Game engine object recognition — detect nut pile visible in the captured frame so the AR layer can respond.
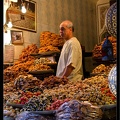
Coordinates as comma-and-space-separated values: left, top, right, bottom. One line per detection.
40, 75, 69, 89
14, 44, 38, 64
29, 63, 51, 71
92, 64, 115, 74
14, 74, 42, 90
34, 58, 56, 64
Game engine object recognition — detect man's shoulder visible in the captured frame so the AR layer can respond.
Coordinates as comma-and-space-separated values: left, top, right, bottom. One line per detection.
70, 37, 80, 45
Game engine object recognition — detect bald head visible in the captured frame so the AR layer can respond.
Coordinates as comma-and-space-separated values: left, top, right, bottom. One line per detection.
60, 20, 74, 32
59, 20, 74, 40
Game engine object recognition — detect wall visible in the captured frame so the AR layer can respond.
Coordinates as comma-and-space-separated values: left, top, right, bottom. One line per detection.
4, 0, 100, 73
4, 0, 98, 60
37, 0, 98, 52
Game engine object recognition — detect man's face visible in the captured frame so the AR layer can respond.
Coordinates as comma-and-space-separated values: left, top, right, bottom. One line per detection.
59, 24, 71, 40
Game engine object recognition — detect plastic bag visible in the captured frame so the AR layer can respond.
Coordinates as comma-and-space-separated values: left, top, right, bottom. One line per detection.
15, 111, 47, 120
102, 36, 114, 61
55, 100, 103, 120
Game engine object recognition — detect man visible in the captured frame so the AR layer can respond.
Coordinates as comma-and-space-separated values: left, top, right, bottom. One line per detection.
56, 20, 83, 81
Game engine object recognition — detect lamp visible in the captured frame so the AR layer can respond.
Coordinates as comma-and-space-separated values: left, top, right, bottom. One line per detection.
4, 0, 27, 33
21, 3, 26, 13
3, 24, 8, 33
11, 0, 18, 2
7, 19, 13, 28
21, 0, 27, 13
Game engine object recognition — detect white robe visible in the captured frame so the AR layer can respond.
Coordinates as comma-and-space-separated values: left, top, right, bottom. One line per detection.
56, 37, 83, 81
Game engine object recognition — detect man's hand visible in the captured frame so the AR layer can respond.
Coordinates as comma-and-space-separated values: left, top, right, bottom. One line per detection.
62, 63, 74, 78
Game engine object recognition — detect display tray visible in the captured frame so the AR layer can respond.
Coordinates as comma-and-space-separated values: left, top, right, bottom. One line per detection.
92, 57, 116, 63
3, 116, 14, 120
92, 57, 102, 62
105, 2, 117, 38
6, 103, 24, 108
90, 72, 104, 76
4, 80, 10, 83
108, 65, 117, 97
28, 69, 54, 74
100, 104, 116, 120
43, 62, 57, 65
99, 104, 116, 110
30, 51, 60, 57
29, 110, 56, 115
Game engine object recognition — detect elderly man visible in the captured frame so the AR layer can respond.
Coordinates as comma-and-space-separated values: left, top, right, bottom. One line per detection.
56, 20, 83, 82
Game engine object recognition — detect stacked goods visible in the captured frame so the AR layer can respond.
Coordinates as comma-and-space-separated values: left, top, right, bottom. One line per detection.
42, 75, 116, 106
92, 36, 117, 59
3, 74, 42, 97
14, 44, 38, 64
4, 60, 34, 82
5, 75, 116, 107
56, 100, 103, 120
40, 31, 64, 47
28, 63, 51, 71
3, 74, 42, 115
15, 111, 54, 120
3, 75, 69, 104
38, 45, 60, 53
14, 74, 42, 90
4, 67, 29, 83
34, 58, 56, 64
39, 31, 64, 53
92, 64, 115, 74
92, 44, 102, 58
4, 44, 38, 82
108, 36, 117, 58
40, 75, 68, 89
4, 74, 116, 118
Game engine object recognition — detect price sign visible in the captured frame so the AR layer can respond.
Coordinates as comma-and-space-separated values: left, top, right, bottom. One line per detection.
4, 45, 14, 63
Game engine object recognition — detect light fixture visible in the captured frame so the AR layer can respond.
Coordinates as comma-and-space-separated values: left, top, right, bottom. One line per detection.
4, 0, 27, 33
3, 24, 8, 33
7, 19, 13, 28
3, 19, 13, 33
10, 0, 18, 2
21, 5, 26, 13
21, 1, 27, 13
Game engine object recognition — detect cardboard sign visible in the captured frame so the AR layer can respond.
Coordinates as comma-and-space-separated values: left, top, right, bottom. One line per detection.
4, 45, 14, 63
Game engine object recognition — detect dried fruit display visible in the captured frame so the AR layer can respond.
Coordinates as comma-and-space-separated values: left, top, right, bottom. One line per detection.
46, 98, 71, 110
14, 74, 42, 90
38, 45, 60, 53
21, 95, 53, 111
29, 64, 51, 71
92, 64, 115, 74
14, 44, 38, 64
4, 44, 39, 82
34, 58, 56, 64
4, 107, 21, 118
40, 31, 64, 47
40, 75, 68, 89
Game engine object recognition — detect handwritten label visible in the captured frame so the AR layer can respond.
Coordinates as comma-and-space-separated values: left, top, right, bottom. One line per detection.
4, 45, 14, 63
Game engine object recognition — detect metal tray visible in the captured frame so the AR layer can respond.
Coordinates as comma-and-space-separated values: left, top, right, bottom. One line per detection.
99, 104, 116, 110
29, 110, 56, 115
6, 103, 24, 108
28, 69, 54, 74
31, 51, 60, 57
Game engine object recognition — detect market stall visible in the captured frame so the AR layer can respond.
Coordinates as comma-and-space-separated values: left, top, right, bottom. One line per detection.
3, 1, 117, 120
